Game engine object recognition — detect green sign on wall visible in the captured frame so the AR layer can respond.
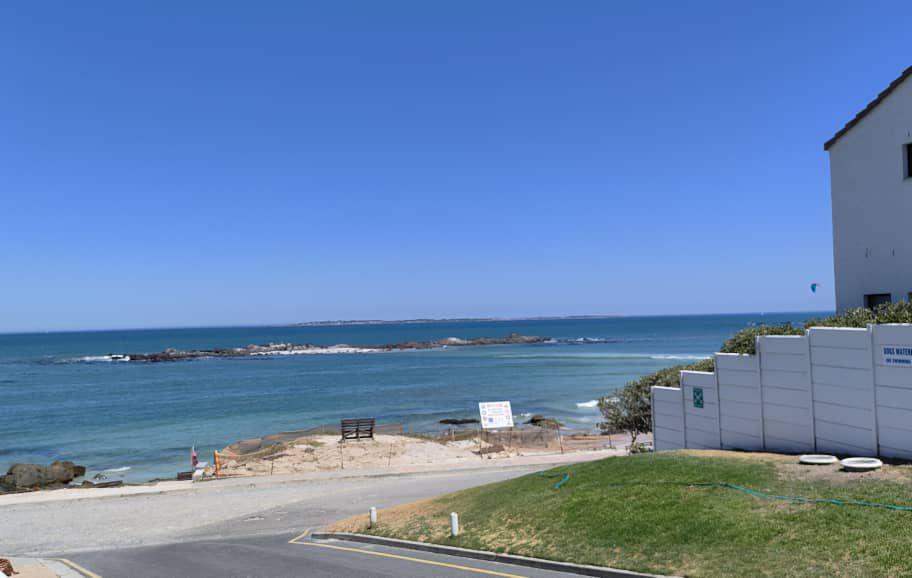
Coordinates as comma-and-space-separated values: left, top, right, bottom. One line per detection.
693, 387, 704, 409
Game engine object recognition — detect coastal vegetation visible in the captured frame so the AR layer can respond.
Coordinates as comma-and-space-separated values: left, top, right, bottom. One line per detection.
599, 302, 912, 435
332, 451, 912, 576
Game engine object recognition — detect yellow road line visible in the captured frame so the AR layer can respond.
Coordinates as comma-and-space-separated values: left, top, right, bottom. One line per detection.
288, 528, 312, 543
290, 540, 527, 578
57, 558, 103, 578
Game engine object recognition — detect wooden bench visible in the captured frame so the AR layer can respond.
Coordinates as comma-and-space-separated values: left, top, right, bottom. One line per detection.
341, 418, 375, 441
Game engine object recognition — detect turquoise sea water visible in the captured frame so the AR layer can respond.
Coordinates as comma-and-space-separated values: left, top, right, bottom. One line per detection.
0, 313, 820, 482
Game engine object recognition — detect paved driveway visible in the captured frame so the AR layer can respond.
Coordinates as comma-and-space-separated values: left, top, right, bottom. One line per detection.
65, 533, 585, 578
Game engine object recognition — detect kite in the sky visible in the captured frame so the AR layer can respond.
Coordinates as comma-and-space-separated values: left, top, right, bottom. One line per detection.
810, 283, 819, 294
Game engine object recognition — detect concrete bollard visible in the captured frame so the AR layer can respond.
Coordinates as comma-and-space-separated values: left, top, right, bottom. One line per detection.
369, 507, 377, 529
450, 512, 459, 537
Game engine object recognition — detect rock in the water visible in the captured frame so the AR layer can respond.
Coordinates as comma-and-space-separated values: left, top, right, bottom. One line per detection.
525, 414, 563, 429
1, 461, 85, 492
439, 418, 480, 425
111, 333, 550, 362
81, 479, 123, 489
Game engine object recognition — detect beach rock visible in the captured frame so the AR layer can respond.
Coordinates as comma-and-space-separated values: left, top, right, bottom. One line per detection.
439, 418, 480, 425
525, 414, 563, 429
81, 479, 123, 489
1, 461, 85, 492
111, 333, 550, 362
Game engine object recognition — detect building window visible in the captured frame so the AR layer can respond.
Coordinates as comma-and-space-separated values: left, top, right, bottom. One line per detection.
865, 293, 891, 309
906, 143, 912, 179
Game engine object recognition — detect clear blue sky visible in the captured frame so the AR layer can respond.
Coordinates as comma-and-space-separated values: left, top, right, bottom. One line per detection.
2, 1, 907, 331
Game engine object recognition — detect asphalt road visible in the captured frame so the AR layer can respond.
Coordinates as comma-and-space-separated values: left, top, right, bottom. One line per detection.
4, 463, 578, 555
65, 533, 585, 578
5, 458, 618, 576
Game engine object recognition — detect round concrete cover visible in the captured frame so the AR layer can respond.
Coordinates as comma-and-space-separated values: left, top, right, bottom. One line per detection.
799, 454, 838, 465
840, 457, 883, 472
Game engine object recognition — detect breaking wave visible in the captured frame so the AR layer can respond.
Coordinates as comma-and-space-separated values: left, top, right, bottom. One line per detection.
560, 337, 620, 344
576, 400, 599, 408
66, 355, 131, 363
555, 336, 661, 345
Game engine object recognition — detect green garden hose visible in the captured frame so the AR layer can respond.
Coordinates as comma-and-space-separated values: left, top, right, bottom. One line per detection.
540, 471, 571, 489
594, 480, 912, 511
697, 482, 912, 512
541, 474, 912, 510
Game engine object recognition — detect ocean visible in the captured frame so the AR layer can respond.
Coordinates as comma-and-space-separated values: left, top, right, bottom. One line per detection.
0, 313, 820, 482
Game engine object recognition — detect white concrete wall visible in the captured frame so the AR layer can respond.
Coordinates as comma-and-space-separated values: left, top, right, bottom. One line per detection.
681, 371, 720, 450
758, 335, 815, 453
716, 353, 763, 451
808, 327, 877, 455
650, 324, 912, 458
828, 74, 912, 311
651, 386, 685, 451
872, 324, 912, 459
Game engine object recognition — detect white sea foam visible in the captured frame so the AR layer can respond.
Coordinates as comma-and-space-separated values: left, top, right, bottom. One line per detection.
250, 346, 383, 356
563, 337, 618, 344
576, 400, 599, 408
103, 466, 131, 473
76, 355, 131, 363
497, 352, 711, 361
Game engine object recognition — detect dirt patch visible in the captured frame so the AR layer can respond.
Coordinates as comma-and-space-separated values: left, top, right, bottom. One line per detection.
218, 431, 620, 477
218, 434, 520, 476
682, 449, 912, 485
563, 433, 634, 451
777, 461, 912, 485
326, 496, 447, 538
8, 562, 56, 578
681, 449, 794, 463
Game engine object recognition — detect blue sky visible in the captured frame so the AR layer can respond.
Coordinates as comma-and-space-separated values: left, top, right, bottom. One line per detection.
1, 1, 908, 331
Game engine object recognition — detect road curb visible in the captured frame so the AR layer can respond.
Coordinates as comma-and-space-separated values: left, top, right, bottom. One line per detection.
309, 532, 677, 578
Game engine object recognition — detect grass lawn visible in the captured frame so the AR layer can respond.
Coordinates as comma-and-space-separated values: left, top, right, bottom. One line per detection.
328, 451, 912, 577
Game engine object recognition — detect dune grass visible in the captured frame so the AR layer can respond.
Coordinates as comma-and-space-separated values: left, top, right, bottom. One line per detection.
330, 452, 912, 577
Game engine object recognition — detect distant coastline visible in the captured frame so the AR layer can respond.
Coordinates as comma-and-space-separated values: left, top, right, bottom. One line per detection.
290, 315, 622, 327
289, 311, 832, 327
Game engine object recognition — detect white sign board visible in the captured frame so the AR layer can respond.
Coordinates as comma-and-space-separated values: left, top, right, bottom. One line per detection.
881, 345, 912, 366
478, 401, 514, 429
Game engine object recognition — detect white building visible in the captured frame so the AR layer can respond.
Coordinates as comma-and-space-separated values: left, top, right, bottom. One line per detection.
826, 65, 912, 311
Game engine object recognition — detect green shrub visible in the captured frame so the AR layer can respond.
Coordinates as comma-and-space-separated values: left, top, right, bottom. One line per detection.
718, 323, 805, 355
806, 301, 912, 327
598, 359, 713, 437
598, 385, 650, 445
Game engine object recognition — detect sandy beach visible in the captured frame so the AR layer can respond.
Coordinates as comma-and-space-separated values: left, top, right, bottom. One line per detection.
216, 430, 631, 477
220, 434, 487, 476
0, 430, 635, 507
